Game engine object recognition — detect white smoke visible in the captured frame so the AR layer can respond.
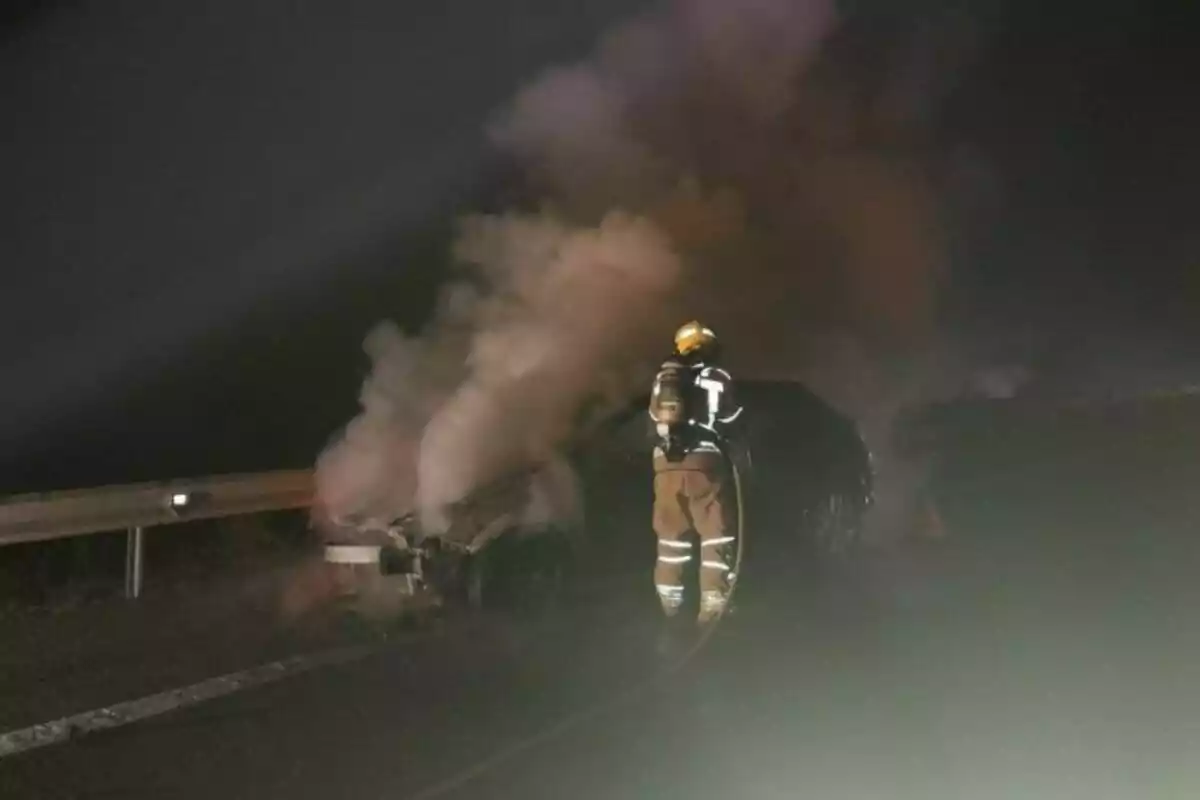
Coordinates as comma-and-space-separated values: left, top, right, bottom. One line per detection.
415, 211, 681, 532
318, 0, 965, 544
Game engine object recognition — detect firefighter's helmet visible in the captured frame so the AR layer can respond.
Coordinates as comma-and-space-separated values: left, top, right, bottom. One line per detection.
673, 320, 718, 357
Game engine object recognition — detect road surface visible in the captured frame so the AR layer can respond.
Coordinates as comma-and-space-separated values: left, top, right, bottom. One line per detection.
3, 406, 1200, 798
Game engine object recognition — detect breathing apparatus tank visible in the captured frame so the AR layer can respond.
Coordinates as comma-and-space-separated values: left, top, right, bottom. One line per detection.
651, 361, 702, 461
653, 363, 688, 426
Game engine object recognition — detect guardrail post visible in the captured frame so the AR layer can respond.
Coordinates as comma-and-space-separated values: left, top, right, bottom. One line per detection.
124, 525, 145, 599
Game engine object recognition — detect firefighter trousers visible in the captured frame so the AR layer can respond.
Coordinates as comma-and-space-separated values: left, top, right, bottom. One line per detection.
652, 453, 737, 623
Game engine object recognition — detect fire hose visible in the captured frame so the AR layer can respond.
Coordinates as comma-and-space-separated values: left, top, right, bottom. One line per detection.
402, 425, 748, 800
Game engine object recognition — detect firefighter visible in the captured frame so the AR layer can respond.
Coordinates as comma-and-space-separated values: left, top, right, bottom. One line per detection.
647, 321, 745, 637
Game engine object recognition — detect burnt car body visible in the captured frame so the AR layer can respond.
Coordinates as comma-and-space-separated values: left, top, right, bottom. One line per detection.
582, 379, 872, 571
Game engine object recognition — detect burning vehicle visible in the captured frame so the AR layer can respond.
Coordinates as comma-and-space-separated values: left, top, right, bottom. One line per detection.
313, 379, 873, 622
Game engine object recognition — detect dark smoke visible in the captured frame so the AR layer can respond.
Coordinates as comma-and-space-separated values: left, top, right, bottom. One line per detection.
319, 0, 967, 543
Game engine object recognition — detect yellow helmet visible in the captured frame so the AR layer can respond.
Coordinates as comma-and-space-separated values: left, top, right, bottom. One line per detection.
673, 320, 718, 357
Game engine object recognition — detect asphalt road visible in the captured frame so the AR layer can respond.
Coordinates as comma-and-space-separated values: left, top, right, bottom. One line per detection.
3, 407, 1200, 799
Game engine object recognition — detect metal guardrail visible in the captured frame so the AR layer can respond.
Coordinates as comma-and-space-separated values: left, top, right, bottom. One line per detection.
0, 470, 314, 598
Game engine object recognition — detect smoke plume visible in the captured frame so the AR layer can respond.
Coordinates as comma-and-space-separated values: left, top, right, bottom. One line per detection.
318, 0, 959, 543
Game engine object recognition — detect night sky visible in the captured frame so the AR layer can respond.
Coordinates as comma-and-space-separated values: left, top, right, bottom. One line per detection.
2, 0, 1198, 492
